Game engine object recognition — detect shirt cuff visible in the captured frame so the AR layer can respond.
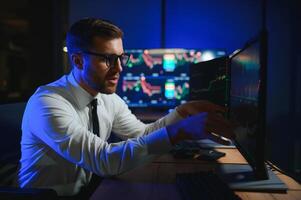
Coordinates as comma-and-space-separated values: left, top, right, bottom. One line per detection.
161, 109, 184, 125
144, 127, 173, 154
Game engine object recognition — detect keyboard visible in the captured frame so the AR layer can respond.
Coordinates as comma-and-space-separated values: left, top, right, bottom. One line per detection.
176, 171, 241, 200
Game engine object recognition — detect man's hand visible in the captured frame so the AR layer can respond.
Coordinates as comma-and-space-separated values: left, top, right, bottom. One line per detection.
176, 100, 226, 118
167, 101, 235, 145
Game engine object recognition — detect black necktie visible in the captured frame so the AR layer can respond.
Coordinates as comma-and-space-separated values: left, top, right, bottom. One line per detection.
78, 99, 101, 198
91, 99, 99, 136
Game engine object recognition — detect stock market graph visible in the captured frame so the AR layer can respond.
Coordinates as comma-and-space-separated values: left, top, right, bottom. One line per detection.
117, 48, 226, 108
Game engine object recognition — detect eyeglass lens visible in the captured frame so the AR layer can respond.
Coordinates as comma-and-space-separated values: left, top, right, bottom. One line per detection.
107, 54, 129, 68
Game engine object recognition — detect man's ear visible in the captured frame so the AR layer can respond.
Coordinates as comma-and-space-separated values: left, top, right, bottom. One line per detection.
71, 53, 84, 69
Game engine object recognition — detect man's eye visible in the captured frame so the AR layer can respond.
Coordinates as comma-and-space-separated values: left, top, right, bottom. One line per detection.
97, 56, 107, 62
109, 56, 117, 62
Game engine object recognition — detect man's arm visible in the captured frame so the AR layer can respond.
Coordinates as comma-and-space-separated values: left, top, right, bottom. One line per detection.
111, 94, 183, 138
169, 100, 234, 145
25, 93, 172, 177
112, 97, 234, 145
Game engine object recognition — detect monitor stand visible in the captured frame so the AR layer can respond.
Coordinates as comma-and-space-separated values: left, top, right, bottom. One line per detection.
215, 164, 288, 192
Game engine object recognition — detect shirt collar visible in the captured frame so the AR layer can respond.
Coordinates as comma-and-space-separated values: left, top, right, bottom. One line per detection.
67, 71, 100, 109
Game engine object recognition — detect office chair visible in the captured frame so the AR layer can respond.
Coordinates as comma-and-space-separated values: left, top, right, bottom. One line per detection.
0, 102, 58, 199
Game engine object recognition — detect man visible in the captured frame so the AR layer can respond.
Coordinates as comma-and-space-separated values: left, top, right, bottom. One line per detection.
18, 18, 234, 198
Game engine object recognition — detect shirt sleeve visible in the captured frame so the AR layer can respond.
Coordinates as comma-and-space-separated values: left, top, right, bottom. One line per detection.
25, 92, 172, 177
112, 94, 184, 138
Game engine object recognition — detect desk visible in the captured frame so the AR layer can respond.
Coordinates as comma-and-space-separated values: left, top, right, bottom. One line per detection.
90, 148, 301, 200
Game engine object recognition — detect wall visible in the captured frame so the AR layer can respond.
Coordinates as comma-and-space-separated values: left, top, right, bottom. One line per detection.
164, 0, 261, 52
69, 0, 261, 53
69, 0, 162, 48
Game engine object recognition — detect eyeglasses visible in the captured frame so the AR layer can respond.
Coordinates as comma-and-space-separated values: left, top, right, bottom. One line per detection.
82, 50, 130, 68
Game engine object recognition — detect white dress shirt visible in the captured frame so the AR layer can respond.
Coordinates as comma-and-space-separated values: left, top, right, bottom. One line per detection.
18, 72, 183, 196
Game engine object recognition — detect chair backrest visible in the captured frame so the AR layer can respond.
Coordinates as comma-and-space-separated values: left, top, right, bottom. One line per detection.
0, 102, 27, 186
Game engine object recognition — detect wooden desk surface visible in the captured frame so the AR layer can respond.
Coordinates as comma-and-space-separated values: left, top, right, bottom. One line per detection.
90, 148, 301, 200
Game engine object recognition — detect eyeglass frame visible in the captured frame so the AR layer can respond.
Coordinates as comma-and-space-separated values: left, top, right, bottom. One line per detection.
81, 50, 130, 68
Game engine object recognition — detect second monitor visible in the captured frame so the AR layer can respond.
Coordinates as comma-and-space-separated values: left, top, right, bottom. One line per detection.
189, 56, 229, 107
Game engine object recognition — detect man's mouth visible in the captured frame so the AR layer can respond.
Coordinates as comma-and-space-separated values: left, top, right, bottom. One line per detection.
107, 76, 119, 84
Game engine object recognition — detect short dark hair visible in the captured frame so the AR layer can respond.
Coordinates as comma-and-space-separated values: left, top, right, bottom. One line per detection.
66, 18, 123, 54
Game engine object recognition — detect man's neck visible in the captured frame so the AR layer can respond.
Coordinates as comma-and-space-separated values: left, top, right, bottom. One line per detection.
72, 70, 98, 97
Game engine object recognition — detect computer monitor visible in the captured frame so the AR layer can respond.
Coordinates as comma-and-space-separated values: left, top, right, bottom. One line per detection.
189, 56, 229, 107
229, 33, 268, 180
214, 32, 287, 191
116, 48, 226, 108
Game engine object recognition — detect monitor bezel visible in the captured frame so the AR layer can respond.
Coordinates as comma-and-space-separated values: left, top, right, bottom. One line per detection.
228, 31, 268, 180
